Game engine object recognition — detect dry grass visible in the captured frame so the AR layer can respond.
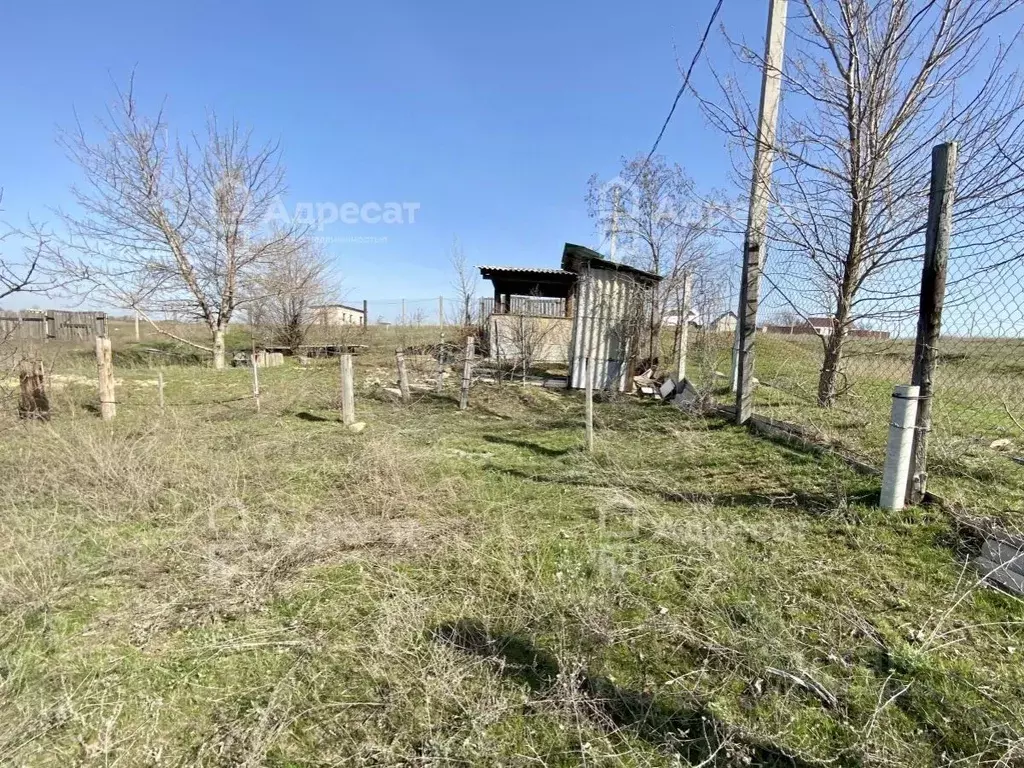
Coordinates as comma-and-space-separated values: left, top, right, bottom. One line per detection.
0, 347, 1022, 766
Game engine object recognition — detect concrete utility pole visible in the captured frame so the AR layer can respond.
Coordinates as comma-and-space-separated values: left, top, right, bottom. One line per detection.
734, 0, 788, 424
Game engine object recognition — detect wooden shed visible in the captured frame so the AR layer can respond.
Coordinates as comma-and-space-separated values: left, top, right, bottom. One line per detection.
478, 243, 661, 391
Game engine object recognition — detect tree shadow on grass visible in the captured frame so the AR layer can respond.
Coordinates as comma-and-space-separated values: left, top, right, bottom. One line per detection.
482, 434, 575, 458
430, 619, 823, 767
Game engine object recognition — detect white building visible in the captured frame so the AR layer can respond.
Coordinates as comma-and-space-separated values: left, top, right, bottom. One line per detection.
314, 304, 365, 326
662, 308, 701, 327
707, 310, 738, 333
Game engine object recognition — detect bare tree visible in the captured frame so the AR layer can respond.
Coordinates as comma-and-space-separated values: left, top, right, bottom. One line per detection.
587, 154, 721, 364
704, 0, 1024, 405
449, 235, 476, 326
248, 237, 339, 350
0, 191, 51, 303
55, 77, 304, 368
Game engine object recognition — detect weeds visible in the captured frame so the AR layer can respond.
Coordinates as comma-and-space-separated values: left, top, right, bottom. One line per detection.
0, 357, 1022, 765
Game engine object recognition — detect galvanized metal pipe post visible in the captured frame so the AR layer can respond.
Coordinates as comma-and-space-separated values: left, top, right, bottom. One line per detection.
882, 385, 920, 511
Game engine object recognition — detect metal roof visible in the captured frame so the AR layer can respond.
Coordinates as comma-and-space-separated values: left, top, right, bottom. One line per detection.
560, 243, 663, 283
477, 265, 574, 276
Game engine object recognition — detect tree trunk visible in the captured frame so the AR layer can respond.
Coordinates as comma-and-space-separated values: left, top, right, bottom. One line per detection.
817, 301, 852, 406
212, 329, 226, 370
817, 330, 846, 407
817, 193, 865, 407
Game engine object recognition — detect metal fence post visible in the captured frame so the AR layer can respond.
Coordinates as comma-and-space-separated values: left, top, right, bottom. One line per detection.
882, 385, 920, 511
907, 142, 958, 505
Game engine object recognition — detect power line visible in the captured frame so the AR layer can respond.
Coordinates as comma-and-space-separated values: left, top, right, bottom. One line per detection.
645, 0, 725, 166
600, 0, 726, 250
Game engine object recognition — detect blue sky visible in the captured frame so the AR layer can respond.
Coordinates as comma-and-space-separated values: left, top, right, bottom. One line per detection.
0, 0, 764, 311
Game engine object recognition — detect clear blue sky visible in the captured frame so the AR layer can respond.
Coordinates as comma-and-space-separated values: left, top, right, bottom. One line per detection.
0, 0, 764, 310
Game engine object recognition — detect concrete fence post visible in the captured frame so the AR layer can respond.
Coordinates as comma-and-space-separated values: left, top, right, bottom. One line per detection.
435, 333, 445, 393
730, 334, 740, 393
251, 356, 261, 413
395, 348, 411, 402
881, 385, 920, 511
584, 357, 594, 452
459, 335, 474, 411
674, 272, 693, 383
340, 353, 356, 425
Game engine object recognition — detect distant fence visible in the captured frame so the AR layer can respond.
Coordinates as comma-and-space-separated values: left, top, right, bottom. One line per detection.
0, 311, 106, 342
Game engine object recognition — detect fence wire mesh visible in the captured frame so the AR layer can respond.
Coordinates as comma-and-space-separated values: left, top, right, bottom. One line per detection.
750, 154, 1024, 509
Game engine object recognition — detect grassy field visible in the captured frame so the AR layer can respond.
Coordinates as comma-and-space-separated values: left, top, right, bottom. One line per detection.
750, 333, 1024, 520
1, 332, 1024, 766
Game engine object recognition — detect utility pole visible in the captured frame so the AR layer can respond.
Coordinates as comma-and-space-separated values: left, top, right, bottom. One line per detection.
734, 0, 788, 425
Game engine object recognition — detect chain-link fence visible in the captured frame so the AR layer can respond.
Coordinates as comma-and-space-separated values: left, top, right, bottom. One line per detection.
749, 148, 1024, 511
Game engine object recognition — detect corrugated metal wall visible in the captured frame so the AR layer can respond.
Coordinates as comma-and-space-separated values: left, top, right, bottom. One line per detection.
568, 269, 648, 392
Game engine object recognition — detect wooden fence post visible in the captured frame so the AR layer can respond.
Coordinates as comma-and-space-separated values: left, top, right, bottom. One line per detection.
18, 359, 50, 421
395, 348, 411, 402
459, 335, 474, 411
436, 333, 445, 393
157, 370, 165, 411
907, 141, 958, 505
340, 353, 356, 425
95, 337, 116, 421
584, 357, 594, 452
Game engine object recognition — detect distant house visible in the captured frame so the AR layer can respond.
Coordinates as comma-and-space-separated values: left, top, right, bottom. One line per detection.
806, 317, 835, 337
662, 308, 701, 327
314, 304, 365, 326
707, 310, 738, 333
